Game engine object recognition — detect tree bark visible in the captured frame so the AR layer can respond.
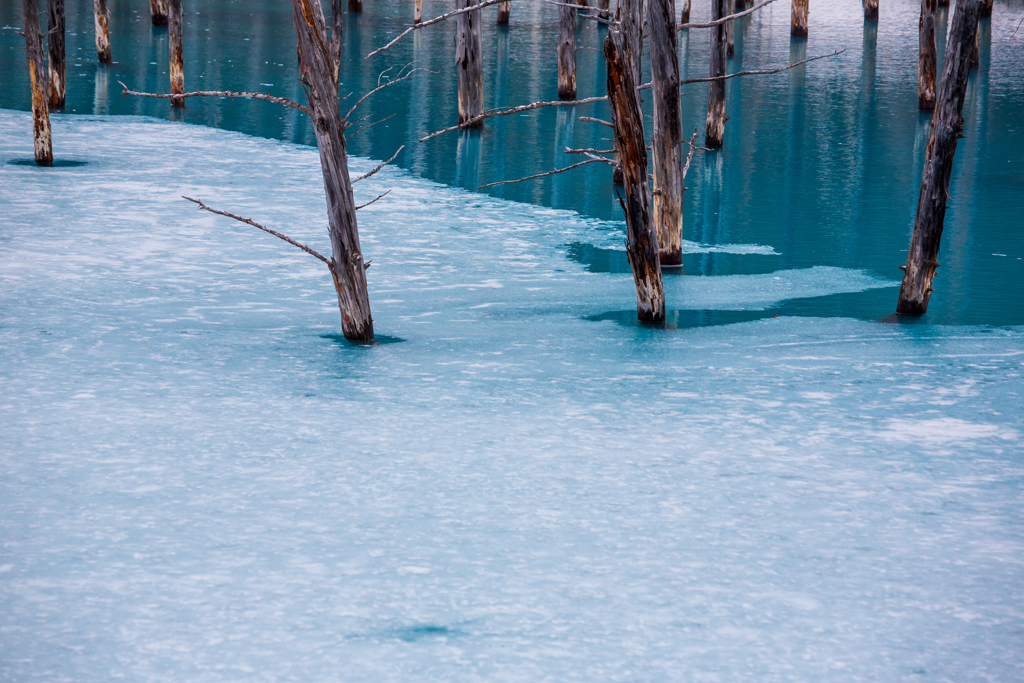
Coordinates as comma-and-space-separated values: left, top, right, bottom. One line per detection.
349, 0, 362, 13
456, 0, 483, 126
497, 1, 510, 24
791, 0, 808, 37
47, 0, 65, 109
863, 0, 878, 20
705, 0, 727, 148
169, 0, 184, 106
93, 0, 111, 63
557, 4, 577, 99
680, 0, 690, 24
22, 0, 53, 166
604, 30, 665, 323
150, 0, 168, 26
919, 0, 937, 110
292, 0, 374, 340
596, 0, 610, 21
897, 0, 981, 316
617, 0, 642, 84
331, 0, 343, 87
726, 0, 735, 56
647, 0, 683, 266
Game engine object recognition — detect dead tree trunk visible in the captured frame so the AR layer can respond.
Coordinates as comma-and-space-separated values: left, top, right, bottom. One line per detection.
349, 0, 362, 13
735, 0, 746, 9
863, 0, 878, 19
604, 30, 665, 323
47, 0, 65, 109
596, 0, 610, 21
292, 0, 374, 340
169, 0, 184, 106
791, 0, 808, 37
93, 0, 111, 63
681, 0, 691, 24
150, 0, 168, 26
22, 0, 53, 165
497, 1, 510, 24
705, 0, 727, 148
617, 0, 642, 83
896, 0, 981, 316
558, 4, 577, 99
456, 0, 483, 126
647, 0, 683, 266
332, 0, 343, 87
970, 25, 979, 67
726, 0, 735, 56
919, 0, 937, 110
980, 0, 992, 17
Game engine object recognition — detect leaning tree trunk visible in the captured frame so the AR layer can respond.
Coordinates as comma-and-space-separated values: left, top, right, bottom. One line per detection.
863, 0, 878, 20
456, 0, 483, 126
292, 0, 374, 341
705, 0, 727, 148
349, 0, 362, 12
897, 0, 982, 316
647, 0, 683, 267
497, 1, 510, 24
47, 0, 65, 109
919, 0, 937, 110
557, 4, 577, 99
791, 0, 808, 36
150, 0, 167, 26
726, 0, 735, 56
331, 0, 343, 87
168, 0, 184, 106
604, 30, 665, 323
22, 0, 53, 166
93, 0, 111, 63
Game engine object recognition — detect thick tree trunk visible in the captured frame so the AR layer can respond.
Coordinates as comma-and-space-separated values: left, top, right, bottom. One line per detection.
93, 0, 111, 63
456, 0, 483, 126
331, 0, 343, 87
349, 0, 362, 13
897, 0, 981, 316
150, 0, 168, 26
47, 0, 65, 109
647, 0, 683, 267
919, 0, 937, 110
292, 0, 374, 340
863, 0, 878, 19
980, 0, 992, 17
497, 1, 510, 24
169, 0, 184, 106
791, 0, 808, 37
735, 0, 746, 9
604, 30, 665, 323
680, 0, 690, 24
726, 0, 735, 56
705, 0, 727, 148
557, 4, 577, 99
22, 0, 53, 166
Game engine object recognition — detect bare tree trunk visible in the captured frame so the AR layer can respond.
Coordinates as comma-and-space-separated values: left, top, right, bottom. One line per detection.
863, 0, 878, 19
919, 0, 937, 110
604, 30, 665, 323
292, 0, 374, 341
979, 0, 992, 17
970, 25, 979, 67
22, 0, 53, 165
937, 0, 947, 5
169, 0, 184, 106
47, 0, 65, 109
680, 0, 690, 24
497, 1, 510, 24
93, 0, 111, 63
331, 0, 343, 87
150, 0, 168, 26
456, 0, 483, 126
617, 0, 642, 84
726, 0, 735, 56
558, 4, 577, 99
705, 0, 727, 148
897, 0, 981, 316
349, 0, 362, 13
791, 0, 808, 36
647, 0, 683, 266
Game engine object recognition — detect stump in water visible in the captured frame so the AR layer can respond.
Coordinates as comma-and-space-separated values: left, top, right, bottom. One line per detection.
863, 0, 878, 20
896, 0, 982, 317
791, 0, 808, 37
557, 3, 577, 99
150, 0, 168, 26
456, 0, 483, 126
21, 0, 53, 166
497, 1, 509, 24
604, 30, 665, 323
680, 0, 691, 24
93, 0, 111, 63
705, 0, 728, 148
726, 0, 735, 56
980, 0, 992, 16
332, 0, 343, 86
919, 0, 937, 110
47, 0, 65, 109
349, 0, 362, 13
169, 0, 184, 106
647, 0, 683, 267
292, 0, 374, 341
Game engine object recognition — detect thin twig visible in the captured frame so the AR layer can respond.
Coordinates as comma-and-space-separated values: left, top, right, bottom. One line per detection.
346, 113, 396, 141
678, 0, 777, 30
344, 65, 434, 121
565, 146, 615, 154
681, 129, 699, 181
637, 49, 845, 91
352, 145, 405, 183
477, 158, 604, 189
543, 0, 618, 23
420, 95, 607, 142
355, 189, 392, 210
120, 82, 311, 116
366, 0, 514, 59
579, 116, 613, 128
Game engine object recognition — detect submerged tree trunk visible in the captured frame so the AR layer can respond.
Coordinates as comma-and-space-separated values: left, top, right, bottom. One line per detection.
93, 0, 111, 63
680, 0, 691, 24
292, 0, 374, 341
919, 0, 937, 110
47, 0, 65, 109
705, 0, 727, 148
897, 0, 982, 316
150, 0, 168, 26
22, 0, 53, 165
791, 0, 808, 37
331, 0, 343, 87
604, 30, 665, 323
726, 0, 735, 56
456, 0, 483, 126
497, 1, 510, 24
980, 0, 992, 17
349, 0, 362, 13
863, 0, 879, 20
557, 4, 577, 99
647, 0, 683, 266
169, 0, 184, 106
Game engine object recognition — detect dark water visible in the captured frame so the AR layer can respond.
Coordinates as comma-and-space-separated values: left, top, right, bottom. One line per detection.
2, 0, 1022, 325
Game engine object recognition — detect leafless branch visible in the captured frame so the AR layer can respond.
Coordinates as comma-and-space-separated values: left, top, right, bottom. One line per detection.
420, 95, 607, 142
355, 189, 392, 210
344, 64, 434, 121
352, 145, 404, 183
119, 81, 311, 116
637, 49, 844, 91
678, 0, 777, 30
346, 113, 396, 141
565, 146, 615, 155
579, 116, 613, 128
365, 0, 514, 59
477, 158, 605, 189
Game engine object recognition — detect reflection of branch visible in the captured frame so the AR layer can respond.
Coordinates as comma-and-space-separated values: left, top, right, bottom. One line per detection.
346, 113, 396, 141
637, 50, 845, 91
366, 0, 513, 59
678, 0, 777, 30
352, 146, 404, 183
120, 81, 311, 115
478, 158, 604, 189
344, 65, 433, 121
420, 96, 607, 142
355, 189, 392, 210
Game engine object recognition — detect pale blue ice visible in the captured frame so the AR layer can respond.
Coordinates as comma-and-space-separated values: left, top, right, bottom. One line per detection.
1, 110, 1023, 681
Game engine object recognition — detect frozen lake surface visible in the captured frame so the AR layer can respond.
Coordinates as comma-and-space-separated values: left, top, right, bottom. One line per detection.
1, 109, 1023, 681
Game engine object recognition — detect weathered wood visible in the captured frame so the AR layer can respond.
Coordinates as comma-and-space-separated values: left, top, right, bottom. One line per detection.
980, 0, 992, 17
617, 0, 642, 83
349, 0, 362, 12
705, 0, 728, 148
680, 0, 691, 24
22, 0, 53, 165
557, 3, 577, 99
150, 0, 168, 26
791, 0, 808, 36
93, 0, 111, 63
863, 0, 879, 20
292, 0, 374, 340
47, 0, 65, 109
897, 0, 981, 316
919, 0, 937, 110
970, 25, 979, 67
604, 30, 665, 323
168, 0, 184, 106
647, 0, 683, 266
456, 0, 483, 126
726, 0, 735, 56
331, 0, 343, 86
496, 0, 509, 24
